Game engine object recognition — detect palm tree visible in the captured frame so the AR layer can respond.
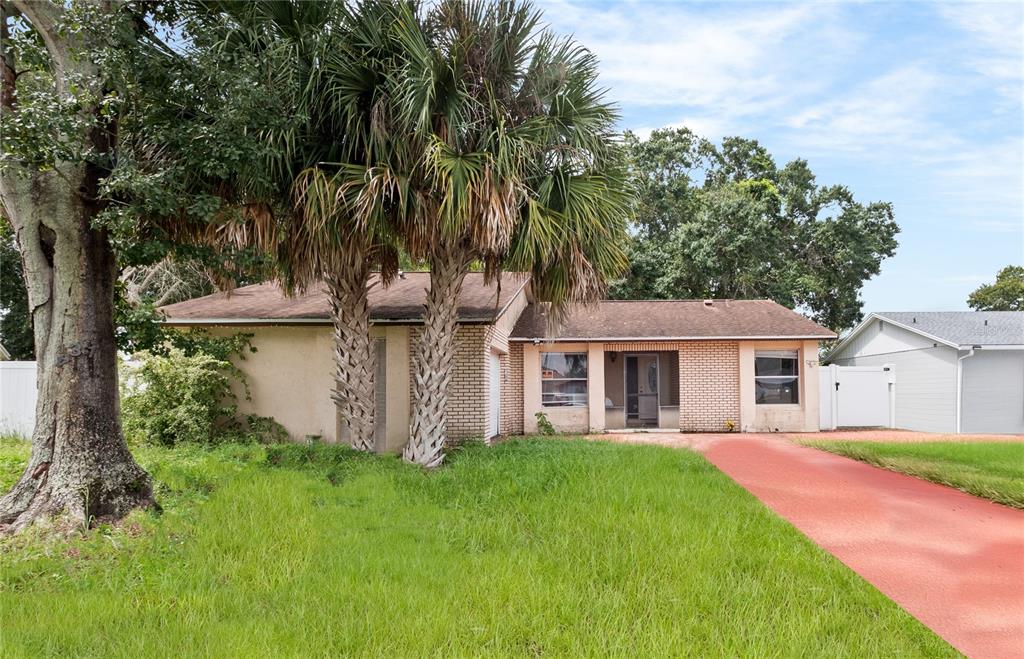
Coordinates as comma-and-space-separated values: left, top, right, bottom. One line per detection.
385, 0, 630, 466
181, 0, 409, 451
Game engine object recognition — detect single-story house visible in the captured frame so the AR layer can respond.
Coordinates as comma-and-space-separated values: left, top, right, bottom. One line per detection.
827, 311, 1024, 434
160, 273, 836, 450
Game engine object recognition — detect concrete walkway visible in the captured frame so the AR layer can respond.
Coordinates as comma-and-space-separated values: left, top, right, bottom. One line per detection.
596, 432, 1024, 659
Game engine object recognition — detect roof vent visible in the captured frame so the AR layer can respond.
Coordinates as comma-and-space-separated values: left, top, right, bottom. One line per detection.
984, 319, 988, 326
912, 317, 916, 323
703, 299, 713, 307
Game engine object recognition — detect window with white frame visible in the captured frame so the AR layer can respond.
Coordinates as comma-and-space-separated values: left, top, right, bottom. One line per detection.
754, 350, 800, 404
541, 352, 588, 407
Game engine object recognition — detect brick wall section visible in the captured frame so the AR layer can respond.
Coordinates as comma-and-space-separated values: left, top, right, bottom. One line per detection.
501, 342, 524, 435
678, 341, 740, 431
408, 325, 490, 441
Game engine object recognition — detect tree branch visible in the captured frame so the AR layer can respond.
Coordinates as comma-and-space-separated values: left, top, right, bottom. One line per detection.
9, 1, 72, 85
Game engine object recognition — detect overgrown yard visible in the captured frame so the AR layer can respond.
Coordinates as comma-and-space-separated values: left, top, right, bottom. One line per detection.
804, 440, 1024, 509
0, 437, 953, 657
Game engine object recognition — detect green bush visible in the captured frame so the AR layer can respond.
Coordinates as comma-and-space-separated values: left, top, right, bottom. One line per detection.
534, 411, 556, 435
121, 349, 285, 446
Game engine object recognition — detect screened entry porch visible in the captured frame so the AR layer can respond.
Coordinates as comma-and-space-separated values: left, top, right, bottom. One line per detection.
602, 350, 680, 429
539, 349, 681, 430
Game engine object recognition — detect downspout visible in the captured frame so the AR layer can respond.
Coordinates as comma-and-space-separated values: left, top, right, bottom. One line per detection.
955, 347, 976, 434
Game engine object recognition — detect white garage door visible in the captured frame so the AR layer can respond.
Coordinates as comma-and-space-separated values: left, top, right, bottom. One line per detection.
488, 352, 501, 438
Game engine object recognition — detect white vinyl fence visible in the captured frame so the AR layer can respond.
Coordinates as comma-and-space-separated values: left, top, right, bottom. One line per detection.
0, 361, 37, 438
819, 363, 895, 430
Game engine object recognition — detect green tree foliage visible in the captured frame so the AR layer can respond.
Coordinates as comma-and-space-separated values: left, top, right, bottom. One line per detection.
0, 216, 32, 359
968, 266, 1024, 311
611, 128, 900, 331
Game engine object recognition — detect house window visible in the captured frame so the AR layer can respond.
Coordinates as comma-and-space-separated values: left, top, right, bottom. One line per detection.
755, 350, 799, 404
541, 352, 588, 407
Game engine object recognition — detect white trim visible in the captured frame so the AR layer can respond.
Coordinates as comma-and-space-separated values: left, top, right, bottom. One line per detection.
512, 334, 833, 342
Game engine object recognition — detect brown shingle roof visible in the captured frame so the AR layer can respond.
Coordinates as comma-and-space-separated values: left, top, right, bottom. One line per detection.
159, 272, 528, 325
510, 300, 836, 340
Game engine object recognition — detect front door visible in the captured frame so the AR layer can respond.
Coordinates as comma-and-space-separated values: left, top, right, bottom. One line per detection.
625, 353, 659, 427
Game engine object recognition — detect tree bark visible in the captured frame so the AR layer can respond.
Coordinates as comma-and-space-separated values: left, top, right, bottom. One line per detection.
0, 168, 153, 532
326, 246, 377, 451
0, 0, 153, 533
404, 240, 474, 467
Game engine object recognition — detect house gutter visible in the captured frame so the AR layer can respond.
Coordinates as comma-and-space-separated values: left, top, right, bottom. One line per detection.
955, 347, 978, 434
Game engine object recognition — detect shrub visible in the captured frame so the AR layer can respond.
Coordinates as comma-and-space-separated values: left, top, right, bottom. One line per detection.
121, 349, 284, 446
534, 411, 556, 435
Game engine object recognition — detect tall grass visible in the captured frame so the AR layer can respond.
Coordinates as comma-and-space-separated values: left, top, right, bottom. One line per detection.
0, 438, 953, 657
804, 440, 1024, 509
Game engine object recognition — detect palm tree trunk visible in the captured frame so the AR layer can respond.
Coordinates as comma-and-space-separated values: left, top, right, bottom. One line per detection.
327, 247, 377, 451
404, 241, 474, 467
0, 168, 153, 532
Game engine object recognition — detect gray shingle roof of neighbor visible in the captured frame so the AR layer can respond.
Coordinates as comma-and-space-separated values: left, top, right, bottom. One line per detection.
510, 300, 836, 340
875, 311, 1024, 346
158, 272, 529, 324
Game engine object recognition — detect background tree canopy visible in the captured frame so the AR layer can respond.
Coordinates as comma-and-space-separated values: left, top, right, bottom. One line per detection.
0, 215, 32, 359
609, 128, 900, 331
967, 265, 1024, 311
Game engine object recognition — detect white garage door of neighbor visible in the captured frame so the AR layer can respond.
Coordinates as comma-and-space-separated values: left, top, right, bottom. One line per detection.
820, 364, 894, 429
488, 352, 501, 438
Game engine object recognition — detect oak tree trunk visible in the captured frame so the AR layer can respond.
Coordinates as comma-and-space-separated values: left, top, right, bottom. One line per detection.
326, 246, 377, 451
404, 241, 473, 467
0, 167, 153, 533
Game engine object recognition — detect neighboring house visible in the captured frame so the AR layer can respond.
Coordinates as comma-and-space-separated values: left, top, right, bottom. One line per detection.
160, 273, 836, 449
828, 312, 1024, 434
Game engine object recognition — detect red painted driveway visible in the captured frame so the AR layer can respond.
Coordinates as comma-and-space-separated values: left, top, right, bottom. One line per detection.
598, 433, 1024, 658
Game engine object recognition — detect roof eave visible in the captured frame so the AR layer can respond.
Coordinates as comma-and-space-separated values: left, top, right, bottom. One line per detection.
161, 317, 498, 327
510, 334, 835, 342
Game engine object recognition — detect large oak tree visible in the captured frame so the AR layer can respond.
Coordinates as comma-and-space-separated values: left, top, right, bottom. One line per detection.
0, 0, 281, 530
611, 128, 900, 332
0, 0, 153, 529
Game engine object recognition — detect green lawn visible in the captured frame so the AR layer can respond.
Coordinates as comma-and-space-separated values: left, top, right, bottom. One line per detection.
803, 439, 1024, 509
0, 437, 954, 657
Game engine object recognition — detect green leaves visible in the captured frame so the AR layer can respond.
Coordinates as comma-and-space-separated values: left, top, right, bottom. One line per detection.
613, 129, 899, 331
968, 266, 1024, 311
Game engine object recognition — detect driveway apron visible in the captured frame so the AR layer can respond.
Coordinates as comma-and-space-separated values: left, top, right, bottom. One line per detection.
698, 436, 1024, 659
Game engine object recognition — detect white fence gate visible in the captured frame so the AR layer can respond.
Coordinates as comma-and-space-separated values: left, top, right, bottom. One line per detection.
819, 364, 895, 430
0, 361, 37, 438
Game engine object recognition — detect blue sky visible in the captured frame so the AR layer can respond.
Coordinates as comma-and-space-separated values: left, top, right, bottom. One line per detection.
537, 0, 1023, 312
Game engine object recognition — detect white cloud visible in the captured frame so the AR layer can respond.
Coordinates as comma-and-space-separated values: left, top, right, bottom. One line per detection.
784, 64, 955, 154
937, 2, 1023, 103
973, 220, 1023, 233
938, 274, 996, 285
537, 1, 850, 135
